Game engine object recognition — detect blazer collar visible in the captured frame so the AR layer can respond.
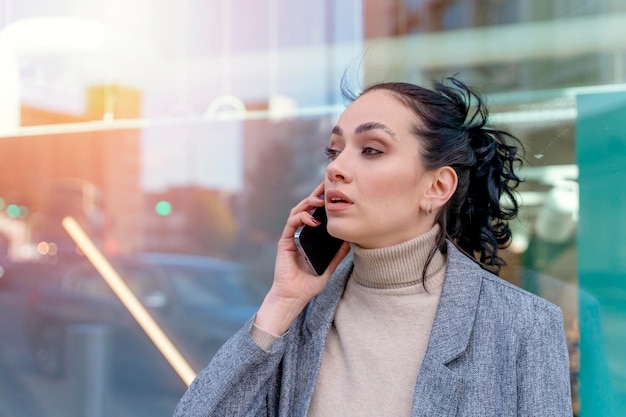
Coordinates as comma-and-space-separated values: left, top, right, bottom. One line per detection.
423, 241, 483, 364
303, 253, 353, 337
411, 241, 484, 416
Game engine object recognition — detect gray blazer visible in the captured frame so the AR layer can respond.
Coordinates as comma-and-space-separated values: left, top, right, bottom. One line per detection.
174, 243, 572, 416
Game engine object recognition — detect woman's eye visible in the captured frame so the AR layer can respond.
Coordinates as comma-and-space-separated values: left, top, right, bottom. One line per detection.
361, 146, 382, 156
323, 147, 340, 160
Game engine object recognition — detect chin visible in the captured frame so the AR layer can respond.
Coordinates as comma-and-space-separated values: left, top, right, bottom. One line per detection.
326, 220, 353, 242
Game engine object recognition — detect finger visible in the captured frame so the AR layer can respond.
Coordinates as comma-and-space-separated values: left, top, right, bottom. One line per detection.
289, 199, 324, 217
308, 181, 325, 199
289, 183, 326, 216
282, 182, 327, 242
279, 210, 321, 241
288, 210, 321, 228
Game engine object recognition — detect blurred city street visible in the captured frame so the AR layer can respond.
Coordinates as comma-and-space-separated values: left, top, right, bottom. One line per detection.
0, 291, 184, 417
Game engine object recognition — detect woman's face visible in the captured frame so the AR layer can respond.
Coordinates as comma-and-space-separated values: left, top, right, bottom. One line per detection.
324, 89, 435, 248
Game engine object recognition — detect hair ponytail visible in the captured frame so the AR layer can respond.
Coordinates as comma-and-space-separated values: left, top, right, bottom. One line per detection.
434, 78, 523, 272
359, 76, 524, 275
453, 121, 523, 270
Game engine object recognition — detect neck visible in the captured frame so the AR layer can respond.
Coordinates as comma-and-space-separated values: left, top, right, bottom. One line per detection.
350, 224, 445, 291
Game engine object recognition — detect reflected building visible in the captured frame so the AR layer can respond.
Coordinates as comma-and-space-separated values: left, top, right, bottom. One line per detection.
0, 85, 143, 258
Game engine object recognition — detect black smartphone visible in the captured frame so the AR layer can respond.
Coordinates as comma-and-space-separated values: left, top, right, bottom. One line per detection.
294, 207, 344, 276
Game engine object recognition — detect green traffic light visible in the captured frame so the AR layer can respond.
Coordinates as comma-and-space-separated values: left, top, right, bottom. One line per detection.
6, 204, 20, 218
155, 200, 172, 216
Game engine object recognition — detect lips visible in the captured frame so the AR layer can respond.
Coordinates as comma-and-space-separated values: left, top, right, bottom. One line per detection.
325, 189, 352, 205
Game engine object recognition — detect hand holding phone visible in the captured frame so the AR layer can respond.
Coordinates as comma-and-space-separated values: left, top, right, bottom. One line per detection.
254, 195, 344, 337
294, 207, 344, 276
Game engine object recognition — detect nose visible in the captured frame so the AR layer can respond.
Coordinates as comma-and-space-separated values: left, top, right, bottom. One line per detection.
326, 152, 351, 183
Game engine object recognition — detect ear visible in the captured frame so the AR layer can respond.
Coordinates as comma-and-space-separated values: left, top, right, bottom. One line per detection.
423, 166, 458, 210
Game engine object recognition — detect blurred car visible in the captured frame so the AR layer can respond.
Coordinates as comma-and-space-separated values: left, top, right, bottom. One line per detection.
0, 260, 77, 294
22, 252, 264, 391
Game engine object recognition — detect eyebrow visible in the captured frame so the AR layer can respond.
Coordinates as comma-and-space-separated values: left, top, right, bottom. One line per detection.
332, 122, 397, 139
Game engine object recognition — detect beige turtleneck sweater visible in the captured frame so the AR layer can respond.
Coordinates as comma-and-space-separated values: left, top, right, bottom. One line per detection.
252, 225, 446, 417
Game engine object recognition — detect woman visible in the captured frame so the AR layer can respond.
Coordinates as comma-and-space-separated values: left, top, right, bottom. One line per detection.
174, 77, 572, 416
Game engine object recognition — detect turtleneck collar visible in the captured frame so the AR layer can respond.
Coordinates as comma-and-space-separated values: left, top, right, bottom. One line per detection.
350, 224, 446, 292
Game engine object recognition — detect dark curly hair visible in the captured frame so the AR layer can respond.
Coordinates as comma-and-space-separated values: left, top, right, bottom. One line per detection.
344, 76, 524, 277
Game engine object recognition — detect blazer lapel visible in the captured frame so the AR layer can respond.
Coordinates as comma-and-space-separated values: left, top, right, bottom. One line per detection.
290, 256, 354, 417
412, 243, 483, 416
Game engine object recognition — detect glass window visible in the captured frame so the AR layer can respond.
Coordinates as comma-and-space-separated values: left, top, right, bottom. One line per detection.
1, 1, 625, 415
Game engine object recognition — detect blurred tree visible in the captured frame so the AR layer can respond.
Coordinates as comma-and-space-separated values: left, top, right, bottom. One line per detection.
244, 124, 297, 242
242, 117, 329, 244
185, 188, 239, 257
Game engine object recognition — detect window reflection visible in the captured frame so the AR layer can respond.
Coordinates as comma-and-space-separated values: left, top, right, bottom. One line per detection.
2, 1, 626, 416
